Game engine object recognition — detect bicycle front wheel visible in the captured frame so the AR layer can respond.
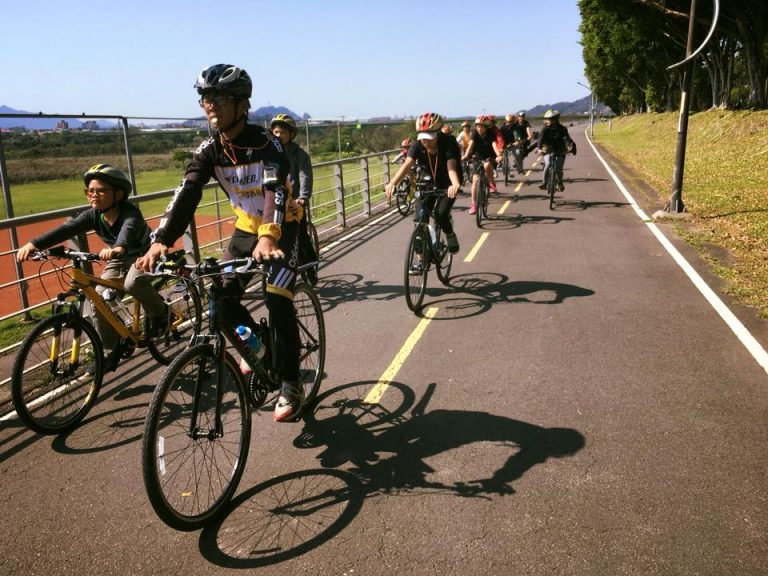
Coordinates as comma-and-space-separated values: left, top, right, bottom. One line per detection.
142, 344, 251, 531
395, 185, 413, 216
548, 164, 557, 210
146, 276, 203, 365
294, 283, 326, 407
12, 314, 103, 435
476, 180, 487, 228
434, 228, 453, 286
404, 224, 429, 311
503, 153, 510, 185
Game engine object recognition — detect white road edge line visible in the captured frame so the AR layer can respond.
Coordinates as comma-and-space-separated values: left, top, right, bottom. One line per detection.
586, 129, 768, 375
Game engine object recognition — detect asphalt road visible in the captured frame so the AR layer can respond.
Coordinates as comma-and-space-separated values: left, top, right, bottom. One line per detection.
2, 126, 767, 576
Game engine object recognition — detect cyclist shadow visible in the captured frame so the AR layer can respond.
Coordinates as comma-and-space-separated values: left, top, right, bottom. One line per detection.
417, 272, 595, 319
198, 381, 585, 568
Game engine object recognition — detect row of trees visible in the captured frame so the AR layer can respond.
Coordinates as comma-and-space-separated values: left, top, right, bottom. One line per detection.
579, 0, 767, 113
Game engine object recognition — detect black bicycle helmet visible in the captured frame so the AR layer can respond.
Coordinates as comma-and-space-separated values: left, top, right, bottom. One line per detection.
194, 64, 252, 98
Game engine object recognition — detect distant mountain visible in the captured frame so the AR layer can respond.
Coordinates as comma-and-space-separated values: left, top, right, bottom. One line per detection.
526, 96, 613, 117
0, 106, 116, 130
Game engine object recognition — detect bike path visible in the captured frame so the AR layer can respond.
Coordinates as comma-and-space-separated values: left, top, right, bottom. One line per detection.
1, 126, 767, 575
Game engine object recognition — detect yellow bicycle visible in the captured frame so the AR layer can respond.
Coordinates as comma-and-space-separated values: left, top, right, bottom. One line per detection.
11, 246, 202, 434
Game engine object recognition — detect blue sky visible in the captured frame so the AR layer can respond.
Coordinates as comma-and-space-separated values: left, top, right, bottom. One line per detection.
2, 0, 589, 121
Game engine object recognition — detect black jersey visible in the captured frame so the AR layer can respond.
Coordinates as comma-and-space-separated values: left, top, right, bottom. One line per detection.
33, 201, 151, 258
153, 123, 290, 246
407, 132, 462, 189
536, 122, 575, 155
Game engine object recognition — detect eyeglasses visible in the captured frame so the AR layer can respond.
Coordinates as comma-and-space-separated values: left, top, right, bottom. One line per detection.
198, 94, 236, 108
84, 187, 113, 196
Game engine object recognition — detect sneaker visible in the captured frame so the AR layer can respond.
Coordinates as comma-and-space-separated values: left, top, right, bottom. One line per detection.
86, 349, 120, 376
446, 233, 459, 254
489, 182, 497, 193
556, 181, 565, 192
468, 203, 477, 215
538, 182, 547, 190
148, 304, 171, 338
273, 382, 304, 422
408, 261, 424, 276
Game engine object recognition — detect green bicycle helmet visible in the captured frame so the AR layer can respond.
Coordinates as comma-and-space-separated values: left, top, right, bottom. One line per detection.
83, 164, 132, 194
271, 113, 299, 134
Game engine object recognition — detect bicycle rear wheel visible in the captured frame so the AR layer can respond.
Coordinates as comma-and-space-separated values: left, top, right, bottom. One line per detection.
12, 314, 103, 435
434, 228, 453, 286
142, 344, 251, 531
146, 276, 203, 365
293, 283, 325, 407
404, 224, 429, 311
503, 152, 510, 185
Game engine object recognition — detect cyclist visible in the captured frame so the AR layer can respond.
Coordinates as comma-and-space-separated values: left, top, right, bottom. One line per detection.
511, 111, 533, 173
536, 109, 576, 192
456, 120, 472, 155
270, 113, 318, 286
134, 63, 303, 422
461, 115, 504, 215
392, 137, 413, 165
384, 112, 462, 257
17, 164, 152, 373
441, 123, 453, 136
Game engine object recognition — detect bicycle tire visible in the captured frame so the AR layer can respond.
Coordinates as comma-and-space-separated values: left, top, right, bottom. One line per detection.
293, 283, 326, 407
307, 221, 320, 264
548, 159, 557, 210
12, 314, 103, 435
503, 152, 510, 186
475, 178, 486, 228
395, 180, 413, 216
434, 227, 453, 286
142, 344, 251, 531
146, 276, 203, 365
404, 224, 429, 311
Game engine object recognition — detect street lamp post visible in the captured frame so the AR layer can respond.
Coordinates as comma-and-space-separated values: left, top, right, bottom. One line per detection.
577, 81, 594, 138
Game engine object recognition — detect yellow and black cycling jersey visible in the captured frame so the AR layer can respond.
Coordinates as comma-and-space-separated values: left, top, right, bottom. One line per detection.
153, 123, 292, 247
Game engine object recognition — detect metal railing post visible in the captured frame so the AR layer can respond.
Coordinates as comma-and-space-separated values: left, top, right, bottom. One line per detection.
120, 117, 137, 195
0, 129, 33, 321
334, 162, 346, 229
360, 157, 371, 216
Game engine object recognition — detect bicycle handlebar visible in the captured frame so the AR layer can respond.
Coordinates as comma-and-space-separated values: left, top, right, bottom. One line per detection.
33, 246, 103, 263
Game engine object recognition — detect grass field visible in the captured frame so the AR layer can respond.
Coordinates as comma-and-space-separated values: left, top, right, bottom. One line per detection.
592, 109, 768, 317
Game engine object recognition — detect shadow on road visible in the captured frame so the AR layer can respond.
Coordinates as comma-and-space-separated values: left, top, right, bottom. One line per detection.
198, 381, 585, 568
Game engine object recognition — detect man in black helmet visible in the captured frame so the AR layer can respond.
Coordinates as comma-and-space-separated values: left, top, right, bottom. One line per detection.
134, 64, 305, 422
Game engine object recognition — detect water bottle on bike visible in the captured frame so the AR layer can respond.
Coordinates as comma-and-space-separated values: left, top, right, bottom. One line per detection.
236, 324, 265, 374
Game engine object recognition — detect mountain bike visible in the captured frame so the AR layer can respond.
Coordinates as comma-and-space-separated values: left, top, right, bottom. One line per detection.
541, 149, 567, 210
141, 256, 325, 530
512, 138, 529, 174
403, 183, 453, 312
393, 173, 415, 216
501, 146, 511, 185
471, 158, 490, 228
11, 246, 202, 435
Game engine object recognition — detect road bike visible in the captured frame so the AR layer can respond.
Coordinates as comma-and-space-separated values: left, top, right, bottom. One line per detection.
471, 158, 490, 228
141, 256, 325, 530
403, 182, 453, 312
11, 246, 202, 435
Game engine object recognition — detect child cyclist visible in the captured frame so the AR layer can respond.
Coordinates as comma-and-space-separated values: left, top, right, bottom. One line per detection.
536, 109, 576, 191
16, 164, 154, 373
385, 112, 462, 256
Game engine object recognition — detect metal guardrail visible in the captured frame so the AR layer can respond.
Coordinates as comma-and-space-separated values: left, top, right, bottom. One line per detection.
0, 112, 398, 325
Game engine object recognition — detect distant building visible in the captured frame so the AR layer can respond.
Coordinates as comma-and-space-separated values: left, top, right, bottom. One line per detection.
55, 120, 69, 131
82, 121, 99, 130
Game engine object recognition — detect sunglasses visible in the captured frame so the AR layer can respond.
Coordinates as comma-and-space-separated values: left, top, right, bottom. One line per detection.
198, 94, 237, 108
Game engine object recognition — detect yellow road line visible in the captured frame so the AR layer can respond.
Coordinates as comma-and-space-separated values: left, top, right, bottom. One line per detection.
497, 200, 510, 215
514, 181, 523, 192
463, 232, 489, 263
364, 306, 439, 404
